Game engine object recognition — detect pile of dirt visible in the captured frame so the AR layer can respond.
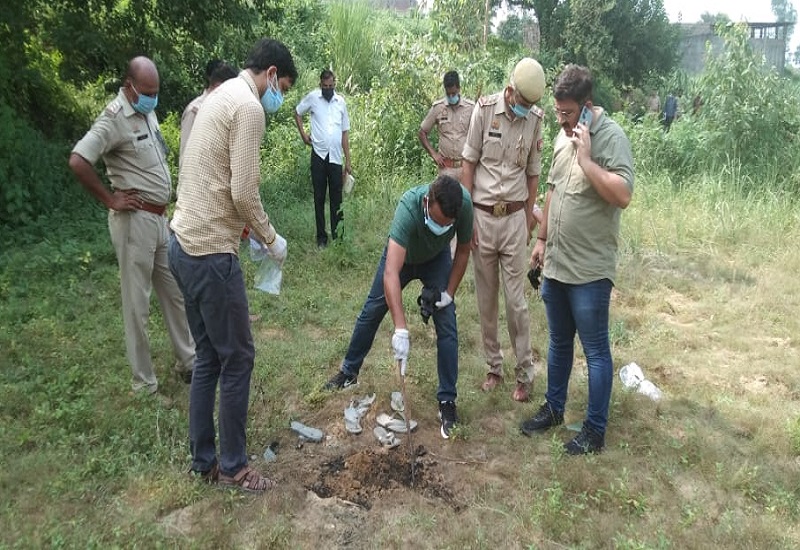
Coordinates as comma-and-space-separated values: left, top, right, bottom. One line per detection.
307, 445, 461, 510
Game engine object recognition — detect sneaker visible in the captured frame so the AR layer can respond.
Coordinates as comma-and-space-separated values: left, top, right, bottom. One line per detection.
519, 402, 564, 436
323, 370, 357, 391
438, 400, 458, 439
564, 424, 605, 455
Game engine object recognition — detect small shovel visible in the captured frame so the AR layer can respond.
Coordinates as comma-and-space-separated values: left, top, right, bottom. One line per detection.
397, 359, 416, 485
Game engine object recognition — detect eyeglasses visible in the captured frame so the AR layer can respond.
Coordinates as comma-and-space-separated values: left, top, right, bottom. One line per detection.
552, 107, 576, 120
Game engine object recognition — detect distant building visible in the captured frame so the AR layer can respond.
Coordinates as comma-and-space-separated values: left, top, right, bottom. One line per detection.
678, 22, 792, 74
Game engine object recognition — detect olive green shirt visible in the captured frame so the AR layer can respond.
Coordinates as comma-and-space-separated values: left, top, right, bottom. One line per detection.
543, 107, 634, 285
420, 97, 475, 160
72, 89, 172, 205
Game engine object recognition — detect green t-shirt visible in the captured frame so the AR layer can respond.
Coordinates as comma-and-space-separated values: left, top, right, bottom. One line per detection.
388, 184, 473, 264
543, 108, 634, 285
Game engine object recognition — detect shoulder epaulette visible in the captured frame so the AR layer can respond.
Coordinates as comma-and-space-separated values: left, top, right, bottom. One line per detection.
105, 100, 122, 117
461, 98, 476, 106
432, 98, 446, 107
531, 105, 544, 118
478, 94, 500, 107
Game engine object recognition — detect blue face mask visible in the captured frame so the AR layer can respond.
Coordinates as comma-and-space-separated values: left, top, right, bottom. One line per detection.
261, 72, 284, 113
511, 102, 530, 118
131, 84, 158, 115
424, 196, 453, 236
447, 94, 460, 105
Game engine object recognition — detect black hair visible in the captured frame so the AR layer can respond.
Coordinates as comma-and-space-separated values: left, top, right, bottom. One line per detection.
443, 71, 460, 89
320, 69, 335, 81
244, 39, 298, 82
205, 59, 223, 84
553, 64, 593, 104
209, 62, 238, 86
429, 175, 463, 219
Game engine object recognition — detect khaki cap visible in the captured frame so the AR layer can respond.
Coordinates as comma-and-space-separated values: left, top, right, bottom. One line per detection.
510, 58, 545, 104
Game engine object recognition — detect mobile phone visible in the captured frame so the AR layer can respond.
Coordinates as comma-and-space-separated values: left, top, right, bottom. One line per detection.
578, 105, 593, 127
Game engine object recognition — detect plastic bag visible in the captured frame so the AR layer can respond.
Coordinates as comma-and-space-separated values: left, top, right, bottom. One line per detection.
249, 237, 282, 295
343, 173, 355, 194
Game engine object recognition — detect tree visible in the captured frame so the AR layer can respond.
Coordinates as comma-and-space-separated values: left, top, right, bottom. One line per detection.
700, 12, 731, 24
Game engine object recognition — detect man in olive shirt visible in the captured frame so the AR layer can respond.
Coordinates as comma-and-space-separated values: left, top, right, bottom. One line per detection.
419, 71, 475, 182
461, 58, 545, 403
323, 175, 473, 439
69, 56, 195, 396
521, 64, 634, 455
169, 39, 297, 492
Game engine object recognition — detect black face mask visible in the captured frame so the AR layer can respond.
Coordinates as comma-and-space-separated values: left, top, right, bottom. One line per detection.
322, 88, 334, 101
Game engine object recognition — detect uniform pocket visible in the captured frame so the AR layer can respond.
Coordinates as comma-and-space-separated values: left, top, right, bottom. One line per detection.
132, 135, 161, 170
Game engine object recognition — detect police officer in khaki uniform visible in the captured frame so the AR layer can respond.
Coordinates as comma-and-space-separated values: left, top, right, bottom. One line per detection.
69, 56, 195, 397
419, 71, 475, 183
461, 57, 545, 403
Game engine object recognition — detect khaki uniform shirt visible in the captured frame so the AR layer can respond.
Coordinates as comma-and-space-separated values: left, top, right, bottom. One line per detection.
72, 89, 172, 205
179, 90, 208, 162
171, 71, 277, 256
420, 97, 475, 160
543, 107, 634, 285
461, 91, 543, 205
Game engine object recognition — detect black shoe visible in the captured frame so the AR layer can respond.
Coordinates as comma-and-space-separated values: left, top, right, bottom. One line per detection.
520, 402, 564, 436
323, 370, 357, 391
438, 400, 458, 439
564, 424, 605, 455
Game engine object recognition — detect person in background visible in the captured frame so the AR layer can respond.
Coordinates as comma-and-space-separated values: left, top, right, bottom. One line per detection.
69, 56, 195, 398
461, 57, 546, 404
322, 175, 474, 440
294, 69, 351, 248
520, 64, 634, 455
419, 70, 475, 183
180, 59, 238, 163
169, 38, 297, 492
662, 92, 678, 131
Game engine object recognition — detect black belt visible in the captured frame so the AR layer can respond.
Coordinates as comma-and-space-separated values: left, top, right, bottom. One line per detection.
474, 201, 525, 217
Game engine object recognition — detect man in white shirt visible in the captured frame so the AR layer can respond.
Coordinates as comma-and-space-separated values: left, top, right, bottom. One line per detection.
294, 69, 352, 248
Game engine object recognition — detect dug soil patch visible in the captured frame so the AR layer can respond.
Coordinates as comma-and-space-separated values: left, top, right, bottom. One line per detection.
306, 446, 461, 510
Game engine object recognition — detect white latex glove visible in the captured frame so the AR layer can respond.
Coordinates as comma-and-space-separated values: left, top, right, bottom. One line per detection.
435, 291, 453, 309
392, 328, 409, 375
267, 234, 287, 264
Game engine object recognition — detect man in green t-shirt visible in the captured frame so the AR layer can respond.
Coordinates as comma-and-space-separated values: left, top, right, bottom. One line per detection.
323, 175, 474, 439
520, 64, 634, 455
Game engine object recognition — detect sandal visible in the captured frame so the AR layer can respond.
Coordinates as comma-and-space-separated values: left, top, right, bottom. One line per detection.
218, 465, 276, 494
373, 426, 401, 449
376, 412, 418, 433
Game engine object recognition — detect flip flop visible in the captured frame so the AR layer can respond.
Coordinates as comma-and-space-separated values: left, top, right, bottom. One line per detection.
390, 391, 405, 412
373, 426, 401, 449
343, 406, 363, 434
290, 421, 324, 442
376, 412, 418, 433
350, 393, 376, 417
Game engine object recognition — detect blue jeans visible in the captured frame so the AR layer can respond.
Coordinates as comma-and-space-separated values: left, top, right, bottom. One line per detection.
541, 277, 613, 436
168, 235, 255, 476
342, 245, 459, 402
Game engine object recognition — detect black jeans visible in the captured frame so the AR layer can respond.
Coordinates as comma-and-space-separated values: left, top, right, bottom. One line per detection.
311, 151, 343, 245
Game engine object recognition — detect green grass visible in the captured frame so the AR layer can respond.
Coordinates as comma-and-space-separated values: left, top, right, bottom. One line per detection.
2, 169, 800, 548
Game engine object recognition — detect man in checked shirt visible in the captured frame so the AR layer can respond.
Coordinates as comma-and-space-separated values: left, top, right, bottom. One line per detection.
169, 38, 297, 493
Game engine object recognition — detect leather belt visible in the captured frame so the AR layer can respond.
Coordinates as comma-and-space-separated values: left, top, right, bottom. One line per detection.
474, 201, 525, 217
138, 200, 167, 216
442, 158, 462, 169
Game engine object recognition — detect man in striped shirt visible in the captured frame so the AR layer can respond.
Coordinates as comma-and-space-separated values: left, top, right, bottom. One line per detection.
169, 39, 297, 493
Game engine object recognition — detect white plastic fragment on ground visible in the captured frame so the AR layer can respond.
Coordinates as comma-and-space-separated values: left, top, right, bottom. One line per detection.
619, 362, 663, 401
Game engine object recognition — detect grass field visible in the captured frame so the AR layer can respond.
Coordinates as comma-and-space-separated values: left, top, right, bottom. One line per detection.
1, 169, 799, 549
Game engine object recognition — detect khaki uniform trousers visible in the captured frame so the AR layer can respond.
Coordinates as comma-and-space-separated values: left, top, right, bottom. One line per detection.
472, 208, 534, 385
109, 209, 195, 393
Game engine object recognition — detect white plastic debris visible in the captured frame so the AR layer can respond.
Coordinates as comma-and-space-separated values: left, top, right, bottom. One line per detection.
619, 362, 663, 401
